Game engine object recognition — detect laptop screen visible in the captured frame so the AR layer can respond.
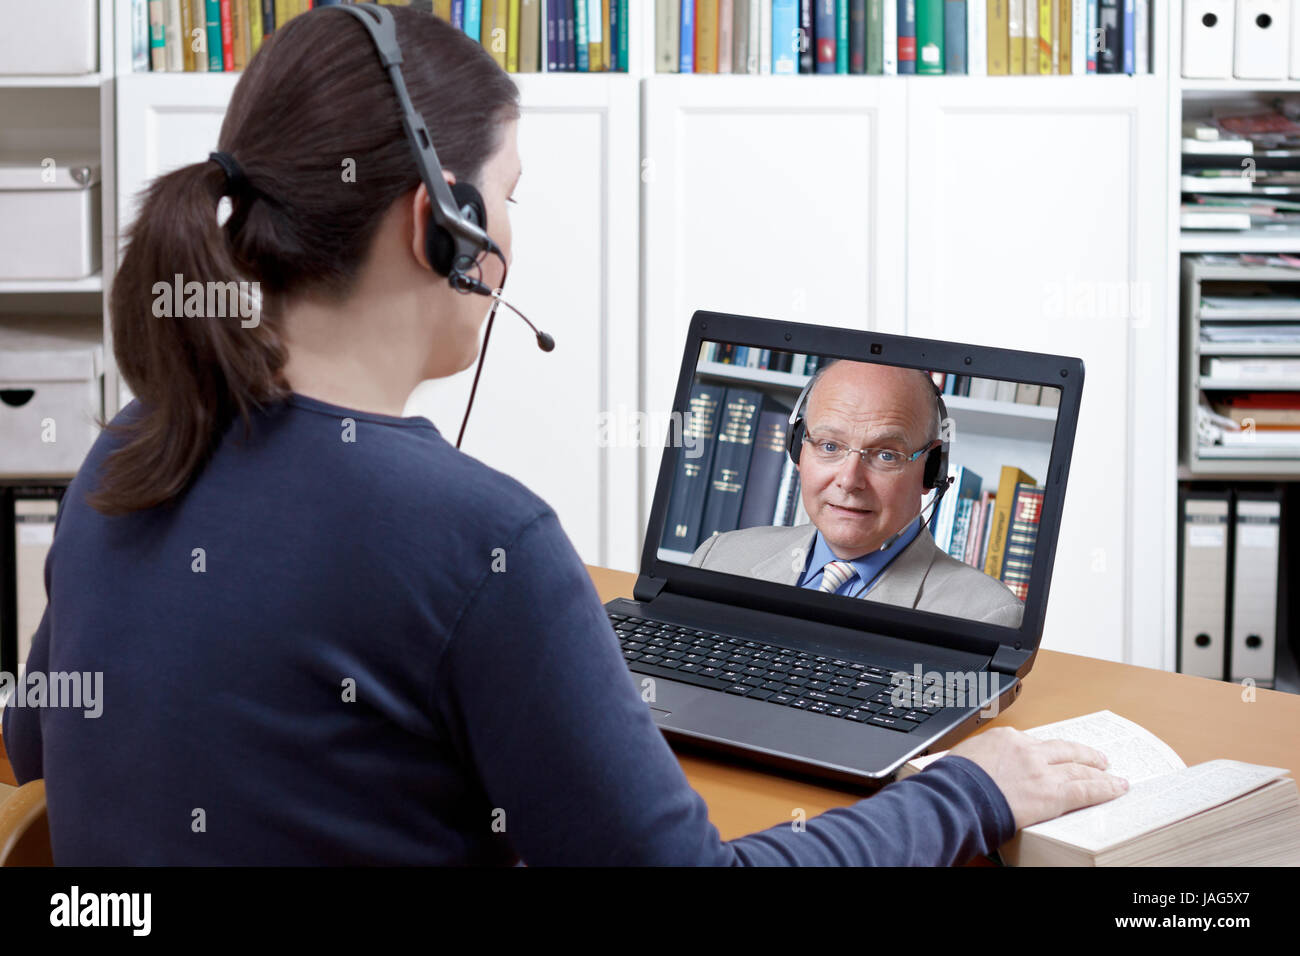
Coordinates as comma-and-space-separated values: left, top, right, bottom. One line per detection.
653, 340, 1062, 633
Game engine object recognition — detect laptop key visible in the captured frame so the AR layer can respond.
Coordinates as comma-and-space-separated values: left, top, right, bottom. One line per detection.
725, 685, 750, 695
747, 689, 775, 701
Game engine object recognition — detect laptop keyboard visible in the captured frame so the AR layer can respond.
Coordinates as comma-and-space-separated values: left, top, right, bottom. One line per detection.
609, 612, 953, 733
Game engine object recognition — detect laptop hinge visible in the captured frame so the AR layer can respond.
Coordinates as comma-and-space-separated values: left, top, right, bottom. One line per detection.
632, 573, 667, 603
990, 644, 1030, 676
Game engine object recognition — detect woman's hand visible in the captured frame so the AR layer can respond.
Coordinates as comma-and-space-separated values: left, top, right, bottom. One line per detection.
947, 726, 1130, 831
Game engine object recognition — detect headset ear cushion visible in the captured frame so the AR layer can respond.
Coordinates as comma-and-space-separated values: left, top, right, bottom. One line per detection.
450, 181, 486, 230
923, 445, 941, 488
787, 418, 804, 465
423, 181, 488, 278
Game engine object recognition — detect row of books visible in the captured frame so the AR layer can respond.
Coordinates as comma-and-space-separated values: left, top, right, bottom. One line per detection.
932, 372, 1061, 407
654, 0, 1153, 74
700, 342, 830, 375
660, 384, 801, 556
131, 0, 629, 74
933, 464, 1043, 600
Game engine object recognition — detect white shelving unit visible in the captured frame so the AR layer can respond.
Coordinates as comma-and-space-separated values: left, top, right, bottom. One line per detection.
0, 0, 117, 479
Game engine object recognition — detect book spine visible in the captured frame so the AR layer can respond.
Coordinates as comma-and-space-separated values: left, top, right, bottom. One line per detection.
164, 0, 183, 71
619, 0, 629, 68
1035, 0, 1049, 72
1007, 0, 1022, 71
566, 0, 577, 70
466, 0, 483, 46
967, 0, 985, 73
718, 0, 733, 71
149, 0, 167, 70
987, 0, 1007, 72
837, 0, 849, 70
815, 0, 836, 71
916, 0, 942, 71
850, 0, 867, 71
190, 0, 209, 71
230, 0, 244, 71
521, 0, 540, 69
132, 0, 151, 72
575, 0, 589, 69
263, 0, 276, 35
696, 0, 717, 70
733, 0, 749, 71
1056, 0, 1067, 72
1121, 0, 1133, 72
180, 0, 195, 71
799, 0, 814, 70
508, 0, 521, 69
450, 0, 464, 29
679, 0, 695, 70
589, 0, 604, 69
1085, 0, 1096, 70
897, 0, 916, 71
1096, 0, 1116, 72
772, 0, 797, 71
205, 0, 223, 69
944, 0, 965, 71
248, 0, 263, 55
220, 0, 234, 71
882, 0, 897, 69
1069, 0, 1083, 71
865, 0, 882, 71
759, 0, 771, 70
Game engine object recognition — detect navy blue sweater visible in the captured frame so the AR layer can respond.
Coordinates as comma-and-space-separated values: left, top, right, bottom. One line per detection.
2, 394, 1016, 865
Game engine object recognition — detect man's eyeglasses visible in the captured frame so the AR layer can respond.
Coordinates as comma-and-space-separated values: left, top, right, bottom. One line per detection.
802, 432, 937, 473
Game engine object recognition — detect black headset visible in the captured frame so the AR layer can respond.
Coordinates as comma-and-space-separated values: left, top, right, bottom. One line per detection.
784, 365, 950, 490
338, 3, 498, 295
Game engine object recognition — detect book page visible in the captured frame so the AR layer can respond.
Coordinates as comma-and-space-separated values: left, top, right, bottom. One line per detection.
907, 710, 1184, 783
1019, 710, 1186, 785
1024, 759, 1291, 853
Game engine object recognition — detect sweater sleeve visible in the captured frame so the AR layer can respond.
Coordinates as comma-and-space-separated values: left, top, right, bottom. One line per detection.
431, 508, 1018, 866
2, 609, 49, 784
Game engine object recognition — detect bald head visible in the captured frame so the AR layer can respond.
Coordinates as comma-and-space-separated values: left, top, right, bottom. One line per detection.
805, 360, 941, 446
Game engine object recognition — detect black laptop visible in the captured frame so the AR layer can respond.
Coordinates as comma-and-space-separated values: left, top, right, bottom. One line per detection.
604, 311, 1083, 787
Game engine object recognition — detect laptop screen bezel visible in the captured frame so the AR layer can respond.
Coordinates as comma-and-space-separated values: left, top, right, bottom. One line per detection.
637, 311, 1084, 663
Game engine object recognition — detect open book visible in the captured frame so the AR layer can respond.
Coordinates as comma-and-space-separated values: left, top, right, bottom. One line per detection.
899, 710, 1300, 866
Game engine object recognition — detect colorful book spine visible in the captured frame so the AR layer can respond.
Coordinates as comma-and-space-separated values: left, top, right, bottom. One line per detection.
262, 0, 276, 38
588, 0, 604, 69
204, 0, 223, 69
865, 0, 882, 71
219, 0, 234, 71
987, 0, 1007, 72
465, 0, 483, 46
897, 0, 916, 72
772, 0, 798, 71
799, 0, 814, 69
575, 0, 590, 69
815, 0, 836, 71
944, 0, 965, 71
1085, 0, 1096, 70
507, 0, 520, 69
718, 0, 733, 71
451, 0, 465, 29
618, 0, 629, 68
836, 0, 849, 71
915, 0, 942, 72
679, 0, 695, 69
1000, 483, 1044, 601
1037, 0, 1050, 73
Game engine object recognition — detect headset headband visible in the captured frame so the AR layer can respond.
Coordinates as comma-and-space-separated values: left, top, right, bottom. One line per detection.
337, 3, 496, 274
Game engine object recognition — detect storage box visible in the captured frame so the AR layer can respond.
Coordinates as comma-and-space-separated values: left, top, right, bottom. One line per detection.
0, 158, 101, 280
0, 316, 103, 476
0, 0, 98, 75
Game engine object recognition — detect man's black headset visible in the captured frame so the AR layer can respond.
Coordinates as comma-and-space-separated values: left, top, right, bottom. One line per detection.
337, 3, 553, 446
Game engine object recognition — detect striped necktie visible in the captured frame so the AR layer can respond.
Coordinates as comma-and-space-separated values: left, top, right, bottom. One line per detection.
817, 560, 857, 594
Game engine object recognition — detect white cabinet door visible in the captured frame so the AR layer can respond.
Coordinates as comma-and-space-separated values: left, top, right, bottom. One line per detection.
641, 75, 908, 528
114, 73, 640, 571
906, 76, 1169, 664
407, 76, 640, 571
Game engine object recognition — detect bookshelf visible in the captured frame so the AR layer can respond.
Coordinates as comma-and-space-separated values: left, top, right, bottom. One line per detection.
0, 0, 118, 480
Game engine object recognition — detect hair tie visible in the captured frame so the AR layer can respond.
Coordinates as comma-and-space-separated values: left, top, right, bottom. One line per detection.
209, 150, 251, 197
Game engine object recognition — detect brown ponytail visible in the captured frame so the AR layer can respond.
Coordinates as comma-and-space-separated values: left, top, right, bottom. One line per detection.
91, 7, 520, 515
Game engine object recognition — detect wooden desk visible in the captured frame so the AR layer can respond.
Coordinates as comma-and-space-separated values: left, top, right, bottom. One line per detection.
3, 567, 1297, 844
585, 565, 1300, 841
